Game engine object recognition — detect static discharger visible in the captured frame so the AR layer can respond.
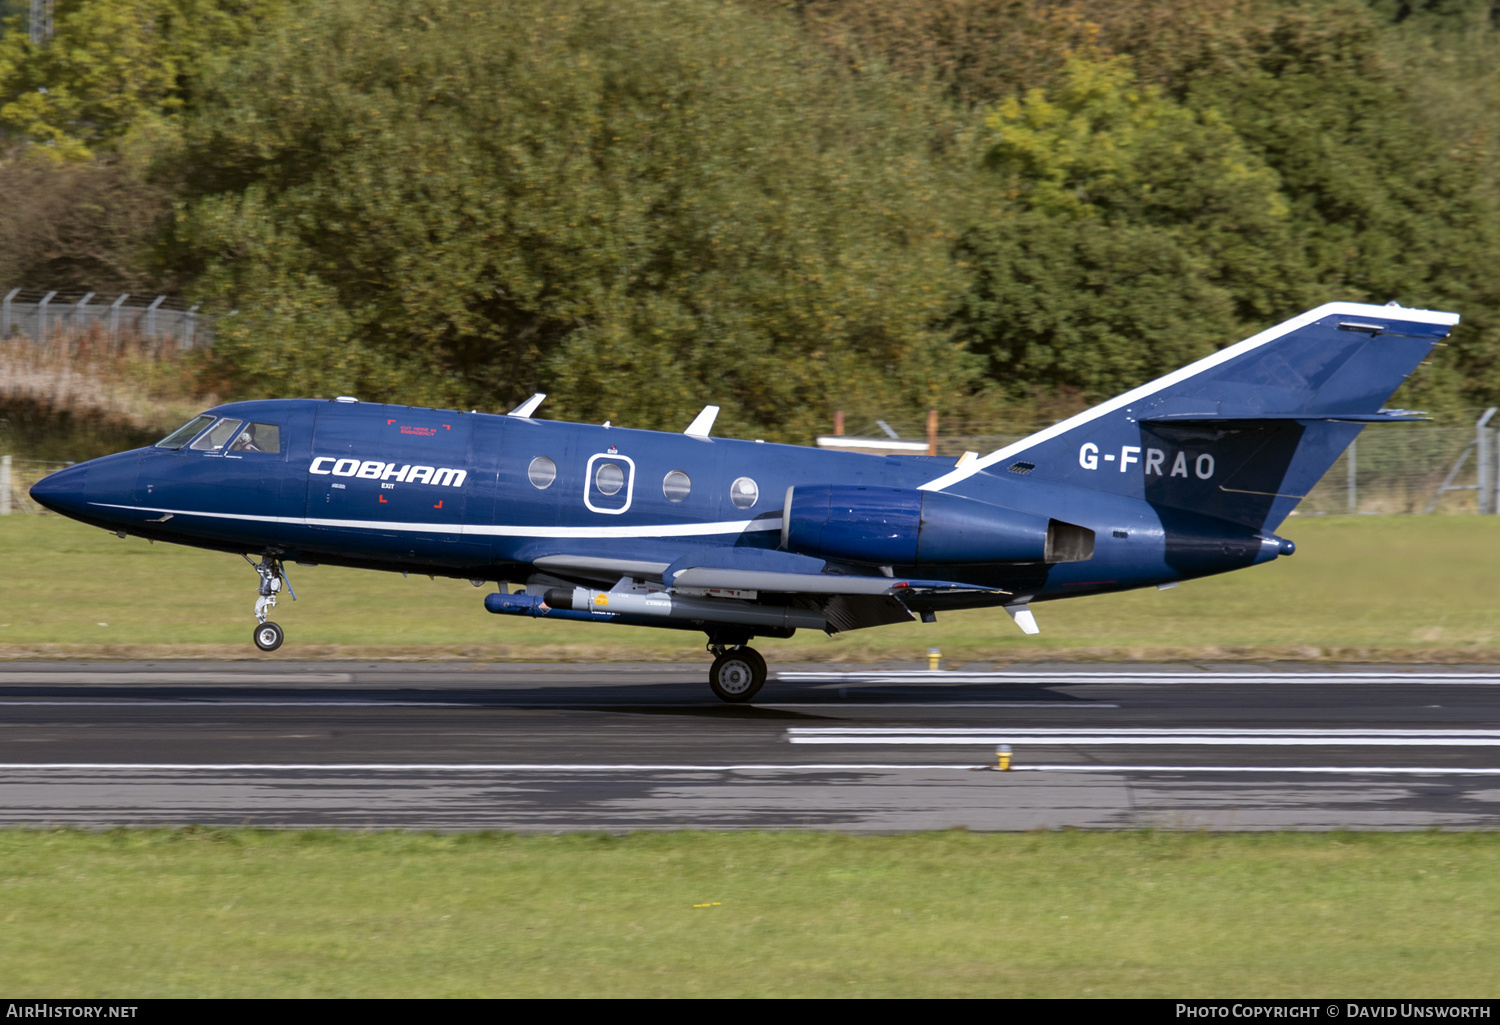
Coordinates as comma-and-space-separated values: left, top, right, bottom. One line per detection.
997, 745, 1013, 772
927, 647, 942, 671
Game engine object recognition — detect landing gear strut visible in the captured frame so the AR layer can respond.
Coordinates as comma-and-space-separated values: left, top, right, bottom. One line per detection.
708, 644, 766, 703
245, 553, 294, 652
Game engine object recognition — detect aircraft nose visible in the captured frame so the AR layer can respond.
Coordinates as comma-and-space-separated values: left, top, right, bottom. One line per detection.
29, 463, 88, 517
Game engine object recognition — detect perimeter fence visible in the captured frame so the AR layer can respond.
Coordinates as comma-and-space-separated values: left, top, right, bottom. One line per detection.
1, 289, 215, 348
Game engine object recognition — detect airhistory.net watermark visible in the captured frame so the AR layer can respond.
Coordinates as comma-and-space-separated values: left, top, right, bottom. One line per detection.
5, 1006, 137, 1018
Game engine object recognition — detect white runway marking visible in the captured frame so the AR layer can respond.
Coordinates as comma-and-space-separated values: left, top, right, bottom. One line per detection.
0, 700, 1117, 709
761, 702, 1119, 709
0, 673, 355, 685
1004, 765, 1500, 774
779, 670, 1500, 685
0, 701, 469, 708
2, 762, 1499, 776
788, 727, 1500, 747
0, 762, 978, 772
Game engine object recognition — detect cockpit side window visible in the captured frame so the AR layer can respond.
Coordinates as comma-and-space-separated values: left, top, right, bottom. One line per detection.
228, 423, 281, 454
190, 418, 244, 452
155, 414, 216, 450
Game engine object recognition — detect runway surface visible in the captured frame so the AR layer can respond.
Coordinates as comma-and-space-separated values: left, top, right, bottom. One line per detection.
2, 661, 1500, 830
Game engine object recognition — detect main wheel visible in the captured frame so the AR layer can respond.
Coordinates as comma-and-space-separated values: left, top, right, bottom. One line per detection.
253, 621, 284, 652
709, 646, 766, 703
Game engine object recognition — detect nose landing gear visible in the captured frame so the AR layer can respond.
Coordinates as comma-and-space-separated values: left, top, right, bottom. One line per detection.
254, 621, 284, 652
245, 553, 294, 652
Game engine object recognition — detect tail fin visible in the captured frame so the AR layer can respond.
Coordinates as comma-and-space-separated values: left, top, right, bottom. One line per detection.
923, 302, 1458, 531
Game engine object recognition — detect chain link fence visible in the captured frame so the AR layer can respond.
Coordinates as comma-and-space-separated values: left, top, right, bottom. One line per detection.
1, 289, 215, 348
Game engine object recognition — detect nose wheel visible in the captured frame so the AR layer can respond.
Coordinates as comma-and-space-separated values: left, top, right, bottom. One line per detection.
709, 646, 766, 703
244, 553, 295, 652
253, 621, 284, 651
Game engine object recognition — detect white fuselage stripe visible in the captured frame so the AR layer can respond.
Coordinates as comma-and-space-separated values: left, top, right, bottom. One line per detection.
918, 301, 1460, 492
93, 503, 780, 540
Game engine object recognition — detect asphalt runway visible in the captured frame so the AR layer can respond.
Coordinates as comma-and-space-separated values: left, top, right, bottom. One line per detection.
2, 661, 1499, 830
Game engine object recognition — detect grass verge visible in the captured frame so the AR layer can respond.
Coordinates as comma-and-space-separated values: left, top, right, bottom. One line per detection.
0, 829, 1496, 997
5, 513, 1500, 662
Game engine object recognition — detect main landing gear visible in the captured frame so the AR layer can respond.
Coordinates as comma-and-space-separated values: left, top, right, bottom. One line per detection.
245, 553, 294, 652
708, 644, 767, 703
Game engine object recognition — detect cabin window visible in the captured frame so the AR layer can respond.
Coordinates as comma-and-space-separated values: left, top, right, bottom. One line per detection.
190, 418, 244, 452
730, 476, 758, 509
595, 462, 625, 496
528, 456, 557, 489
662, 470, 691, 503
228, 423, 281, 454
155, 414, 215, 450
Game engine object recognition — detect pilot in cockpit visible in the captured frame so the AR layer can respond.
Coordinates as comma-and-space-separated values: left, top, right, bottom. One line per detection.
229, 425, 262, 453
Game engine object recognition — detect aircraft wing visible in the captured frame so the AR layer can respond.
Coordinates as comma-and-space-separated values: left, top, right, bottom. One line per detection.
663, 547, 1006, 597
526, 546, 1003, 596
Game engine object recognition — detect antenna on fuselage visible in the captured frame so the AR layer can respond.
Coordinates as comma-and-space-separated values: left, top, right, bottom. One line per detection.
684, 405, 720, 438
508, 393, 546, 417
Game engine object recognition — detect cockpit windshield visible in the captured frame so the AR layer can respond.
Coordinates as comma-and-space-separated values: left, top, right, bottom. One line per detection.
155, 414, 216, 450
191, 419, 244, 452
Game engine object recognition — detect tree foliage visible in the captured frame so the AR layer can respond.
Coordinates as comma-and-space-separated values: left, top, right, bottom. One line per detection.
5, 0, 1500, 434
0, 0, 284, 161
166, 0, 977, 439
953, 55, 1308, 399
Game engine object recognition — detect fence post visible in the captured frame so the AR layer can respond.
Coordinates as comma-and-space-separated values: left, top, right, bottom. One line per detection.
833, 411, 844, 436
145, 295, 166, 339
75, 292, 94, 334
1346, 438, 1357, 514
0, 455, 10, 517
926, 409, 938, 457
1494, 424, 1500, 517
1, 288, 18, 338
184, 304, 201, 349
110, 294, 129, 342
36, 290, 56, 342
1479, 408, 1497, 515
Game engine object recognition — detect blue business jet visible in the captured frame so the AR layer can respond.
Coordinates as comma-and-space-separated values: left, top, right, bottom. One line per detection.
30, 302, 1457, 701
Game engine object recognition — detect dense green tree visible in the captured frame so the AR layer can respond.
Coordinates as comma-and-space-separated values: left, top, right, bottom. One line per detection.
1178, 7, 1500, 409
168, 0, 979, 439
0, 0, 286, 160
953, 55, 1312, 400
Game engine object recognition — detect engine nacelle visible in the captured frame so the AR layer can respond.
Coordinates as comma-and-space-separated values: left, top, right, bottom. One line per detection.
780, 485, 1093, 566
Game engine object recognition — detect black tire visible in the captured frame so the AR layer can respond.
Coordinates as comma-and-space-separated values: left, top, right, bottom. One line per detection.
709, 646, 766, 703
253, 621, 284, 652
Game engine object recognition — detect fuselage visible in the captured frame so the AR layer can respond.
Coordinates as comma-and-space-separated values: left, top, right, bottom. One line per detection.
31, 396, 1282, 610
